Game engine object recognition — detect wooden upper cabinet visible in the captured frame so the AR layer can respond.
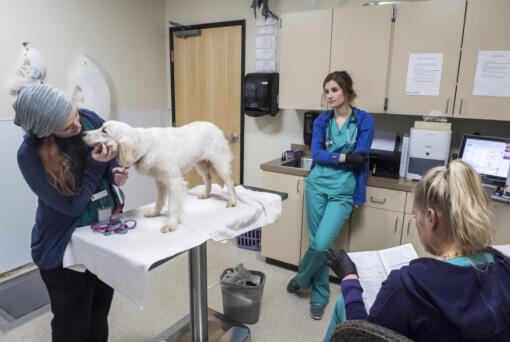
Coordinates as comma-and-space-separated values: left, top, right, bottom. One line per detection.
387, 0, 465, 116
279, 9, 332, 110
454, 0, 510, 120
330, 6, 393, 114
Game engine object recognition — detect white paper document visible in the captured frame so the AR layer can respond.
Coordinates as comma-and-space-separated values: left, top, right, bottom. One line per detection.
405, 53, 443, 96
257, 25, 275, 35
472, 51, 510, 98
371, 130, 397, 151
256, 35, 276, 49
494, 244, 510, 256
256, 48, 276, 61
256, 60, 276, 72
348, 244, 419, 312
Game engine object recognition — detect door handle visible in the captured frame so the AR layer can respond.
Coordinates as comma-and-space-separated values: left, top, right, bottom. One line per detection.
445, 97, 450, 114
407, 219, 411, 236
370, 196, 386, 204
296, 179, 301, 193
320, 92, 325, 108
226, 133, 239, 143
459, 98, 464, 115
394, 217, 399, 233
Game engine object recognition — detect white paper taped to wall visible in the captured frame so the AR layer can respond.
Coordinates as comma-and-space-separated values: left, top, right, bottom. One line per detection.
472, 51, 510, 98
405, 53, 443, 96
69, 55, 111, 120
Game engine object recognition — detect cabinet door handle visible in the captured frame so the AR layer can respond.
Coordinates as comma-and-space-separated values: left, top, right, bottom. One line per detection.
407, 219, 411, 236
296, 179, 301, 193
320, 92, 325, 108
370, 196, 386, 204
394, 217, 399, 233
445, 97, 450, 114
459, 98, 464, 115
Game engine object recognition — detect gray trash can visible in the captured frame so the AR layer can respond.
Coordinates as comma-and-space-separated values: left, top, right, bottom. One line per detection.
220, 268, 266, 324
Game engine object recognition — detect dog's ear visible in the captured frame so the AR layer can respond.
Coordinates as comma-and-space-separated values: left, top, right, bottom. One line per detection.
117, 140, 137, 168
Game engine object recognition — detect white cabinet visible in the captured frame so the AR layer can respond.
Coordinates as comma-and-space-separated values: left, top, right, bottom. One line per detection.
454, 0, 510, 120
279, 9, 332, 110
349, 187, 406, 252
386, 0, 465, 116
330, 6, 393, 113
261, 172, 305, 265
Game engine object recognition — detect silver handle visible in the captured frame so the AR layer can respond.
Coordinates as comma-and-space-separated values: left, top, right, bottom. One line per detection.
370, 196, 386, 204
445, 97, 450, 114
297, 179, 301, 193
320, 92, 325, 108
459, 98, 464, 115
407, 219, 411, 236
394, 217, 399, 233
226, 133, 239, 143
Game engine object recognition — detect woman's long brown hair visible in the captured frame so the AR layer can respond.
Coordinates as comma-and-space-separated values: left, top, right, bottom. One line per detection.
39, 135, 79, 196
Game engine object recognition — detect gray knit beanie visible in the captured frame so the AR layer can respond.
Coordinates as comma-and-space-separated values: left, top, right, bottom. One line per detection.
13, 82, 72, 138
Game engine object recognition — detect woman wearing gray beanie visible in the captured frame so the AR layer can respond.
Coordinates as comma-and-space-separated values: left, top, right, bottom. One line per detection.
14, 82, 129, 342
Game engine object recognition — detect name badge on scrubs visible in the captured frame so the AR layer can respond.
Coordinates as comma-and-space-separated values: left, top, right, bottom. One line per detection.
98, 207, 112, 222
91, 190, 108, 201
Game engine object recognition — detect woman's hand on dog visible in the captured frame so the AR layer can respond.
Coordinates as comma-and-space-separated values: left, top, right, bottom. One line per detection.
91, 143, 116, 163
112, 167, 129, 186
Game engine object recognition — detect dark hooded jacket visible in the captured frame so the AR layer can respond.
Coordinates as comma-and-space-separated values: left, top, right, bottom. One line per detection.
342, 249, 510, 341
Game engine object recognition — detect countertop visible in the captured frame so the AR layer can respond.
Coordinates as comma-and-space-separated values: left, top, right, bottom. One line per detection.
260, 157, 417, 192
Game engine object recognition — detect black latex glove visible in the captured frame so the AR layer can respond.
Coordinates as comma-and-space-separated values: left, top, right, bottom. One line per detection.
325, 249, 358, 280
345, 152, 368, 168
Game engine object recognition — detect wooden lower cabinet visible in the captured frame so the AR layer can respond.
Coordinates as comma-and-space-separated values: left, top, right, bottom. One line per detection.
349, 206, 404, 252
401, 214, 435, 258
260, 172, 305, 265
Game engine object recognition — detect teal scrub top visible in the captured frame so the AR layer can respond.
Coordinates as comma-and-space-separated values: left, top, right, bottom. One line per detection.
78, 116, 118, 226
445, 252, 494, 266
305, 108, 357, 196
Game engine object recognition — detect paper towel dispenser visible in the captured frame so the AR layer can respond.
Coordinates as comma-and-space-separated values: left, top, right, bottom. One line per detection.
245, 72, 279, 116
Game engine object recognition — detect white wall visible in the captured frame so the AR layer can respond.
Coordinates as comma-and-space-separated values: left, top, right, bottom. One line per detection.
1, 0, 169, 120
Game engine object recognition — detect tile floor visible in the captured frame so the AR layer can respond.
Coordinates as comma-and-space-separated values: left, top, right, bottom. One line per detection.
0, 239, 341, 342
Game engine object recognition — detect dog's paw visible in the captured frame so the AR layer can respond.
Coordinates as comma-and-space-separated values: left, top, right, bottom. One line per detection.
197, 193, 210, 199
226, 200, 237, 208
161, 224, 178, 233
144, 210, 161, 218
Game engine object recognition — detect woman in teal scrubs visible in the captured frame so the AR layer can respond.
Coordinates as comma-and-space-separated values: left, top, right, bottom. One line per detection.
287, 71, 375, 320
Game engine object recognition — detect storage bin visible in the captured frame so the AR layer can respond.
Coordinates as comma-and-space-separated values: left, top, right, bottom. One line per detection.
235, 228, 261, 251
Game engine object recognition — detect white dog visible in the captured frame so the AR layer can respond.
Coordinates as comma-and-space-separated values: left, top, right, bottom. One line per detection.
83, 120, 237, 233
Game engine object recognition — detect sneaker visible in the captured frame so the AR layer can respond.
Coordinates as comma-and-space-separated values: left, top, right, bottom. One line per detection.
310, 303, 325, 320
286, 276, 300, 293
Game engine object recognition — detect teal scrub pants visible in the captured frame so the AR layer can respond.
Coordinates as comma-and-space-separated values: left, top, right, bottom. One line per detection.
324, 296, 346, 341
296, 186, 353, 306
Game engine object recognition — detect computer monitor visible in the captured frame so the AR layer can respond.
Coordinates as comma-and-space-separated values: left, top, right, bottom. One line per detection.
459, 134, 510, 186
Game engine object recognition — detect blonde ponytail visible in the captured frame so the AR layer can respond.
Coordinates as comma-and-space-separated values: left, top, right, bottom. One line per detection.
414, 160, 493, 253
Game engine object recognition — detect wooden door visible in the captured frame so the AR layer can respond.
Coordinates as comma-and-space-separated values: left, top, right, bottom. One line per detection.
171, 22, 244, 187
454, 0, 510, 120
387, 0, 465, 116
330, 6, 393, 113
279, 9, 332, 110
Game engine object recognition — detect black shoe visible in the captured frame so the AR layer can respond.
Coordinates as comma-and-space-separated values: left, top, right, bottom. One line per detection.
287, 276, 300, 293
310, 303, 325, 320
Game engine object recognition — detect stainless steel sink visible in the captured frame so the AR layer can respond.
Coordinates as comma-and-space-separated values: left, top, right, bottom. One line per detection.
281, 157, 313, 170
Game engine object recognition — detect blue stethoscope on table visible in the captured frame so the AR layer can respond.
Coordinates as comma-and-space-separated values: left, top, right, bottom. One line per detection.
324, 109, 358, 148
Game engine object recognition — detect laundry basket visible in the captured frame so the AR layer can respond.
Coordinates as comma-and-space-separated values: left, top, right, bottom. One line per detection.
235, 228, 261, 251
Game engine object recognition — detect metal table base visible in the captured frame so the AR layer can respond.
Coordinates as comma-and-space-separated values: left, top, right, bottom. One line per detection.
151, 242, 251, 342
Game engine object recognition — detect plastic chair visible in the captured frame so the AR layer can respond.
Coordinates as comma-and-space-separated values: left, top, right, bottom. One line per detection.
329, 320, 415, 342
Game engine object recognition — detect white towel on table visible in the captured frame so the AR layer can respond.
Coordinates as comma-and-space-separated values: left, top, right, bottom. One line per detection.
63, 185, 281, 307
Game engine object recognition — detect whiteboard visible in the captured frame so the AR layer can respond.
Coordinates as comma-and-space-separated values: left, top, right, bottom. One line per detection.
0, 120, 37, 274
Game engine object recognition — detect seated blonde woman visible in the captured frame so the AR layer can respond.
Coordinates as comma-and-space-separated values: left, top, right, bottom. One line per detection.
324, 159, 510, 342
